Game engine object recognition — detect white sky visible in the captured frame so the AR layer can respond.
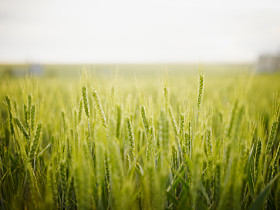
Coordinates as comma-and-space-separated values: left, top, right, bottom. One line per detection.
0, 0, 280, 63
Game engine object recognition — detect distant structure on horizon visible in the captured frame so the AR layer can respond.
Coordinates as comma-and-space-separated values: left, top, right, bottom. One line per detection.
257, 54, 280, 73
3, 64, 44, 77
29, 64, 44, 75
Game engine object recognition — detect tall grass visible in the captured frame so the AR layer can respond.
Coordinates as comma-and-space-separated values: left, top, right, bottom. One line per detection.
0, 70, 280, 209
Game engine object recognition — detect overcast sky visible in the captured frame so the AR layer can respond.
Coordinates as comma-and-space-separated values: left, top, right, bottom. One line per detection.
0, 0, 280, 63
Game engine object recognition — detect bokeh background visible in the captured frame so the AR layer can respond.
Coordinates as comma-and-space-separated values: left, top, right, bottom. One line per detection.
1, 0, 280, 76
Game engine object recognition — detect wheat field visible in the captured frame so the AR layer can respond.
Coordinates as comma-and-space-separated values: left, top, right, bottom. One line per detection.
0, 68, 280, 210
